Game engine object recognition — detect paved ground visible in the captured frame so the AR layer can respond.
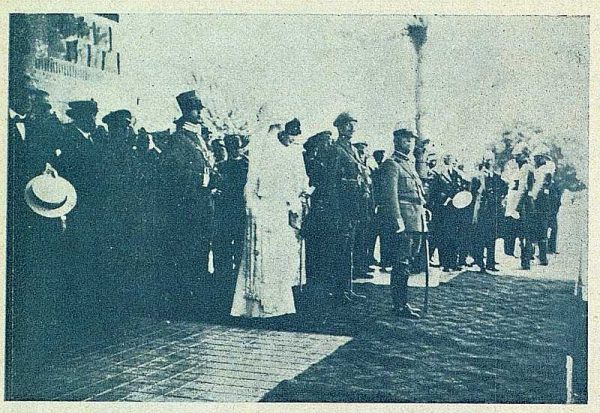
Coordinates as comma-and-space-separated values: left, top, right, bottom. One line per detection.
16, 197, 587, 403
23, 263, 585, 403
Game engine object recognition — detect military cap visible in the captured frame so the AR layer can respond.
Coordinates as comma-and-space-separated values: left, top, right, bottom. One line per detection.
393, 121, 417, 138
333, 112, 357, 127
66, 99, 98, 120
102, 109, 132, 125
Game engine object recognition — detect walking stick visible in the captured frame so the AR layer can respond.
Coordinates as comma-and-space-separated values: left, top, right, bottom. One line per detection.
422, 214, 430, 315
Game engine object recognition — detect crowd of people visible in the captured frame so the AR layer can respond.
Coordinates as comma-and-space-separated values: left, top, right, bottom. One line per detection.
7, 84, 565, 366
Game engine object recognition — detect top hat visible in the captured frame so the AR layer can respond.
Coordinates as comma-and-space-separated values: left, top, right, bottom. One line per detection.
102, 109, 132, 125
66, 99, 98, 120
284, 118, 301, 135
24, 166, 77, 218
352, 141, 369, 148
176, 90, 203, 114
333, 112, 357, 127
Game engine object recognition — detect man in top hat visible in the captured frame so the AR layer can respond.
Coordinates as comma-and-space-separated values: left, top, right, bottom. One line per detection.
160, 90, 214, 316
328, 112, 370, 303
379, 123, 427, 319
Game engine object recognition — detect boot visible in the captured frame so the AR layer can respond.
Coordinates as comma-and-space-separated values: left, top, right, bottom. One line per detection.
538, 239, 549, 266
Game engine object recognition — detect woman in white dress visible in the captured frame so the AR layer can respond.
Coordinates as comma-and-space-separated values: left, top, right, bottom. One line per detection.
230, 118, 308, 318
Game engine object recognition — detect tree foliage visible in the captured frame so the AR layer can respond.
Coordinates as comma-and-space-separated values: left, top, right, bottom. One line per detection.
491, 121, 586, 193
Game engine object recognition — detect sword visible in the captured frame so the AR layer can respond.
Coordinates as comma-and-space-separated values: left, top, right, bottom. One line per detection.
421, 214, 430, 315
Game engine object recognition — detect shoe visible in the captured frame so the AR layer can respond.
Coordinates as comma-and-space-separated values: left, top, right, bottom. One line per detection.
395, 306, 421, 319
477, 266, 488, 274
486, 266, 499, 272
539, 260, 548, 266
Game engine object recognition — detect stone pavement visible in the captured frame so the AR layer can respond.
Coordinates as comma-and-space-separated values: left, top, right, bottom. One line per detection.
29, 321, 349, 402
24, 264, 585, 403
19, 201, 587, 403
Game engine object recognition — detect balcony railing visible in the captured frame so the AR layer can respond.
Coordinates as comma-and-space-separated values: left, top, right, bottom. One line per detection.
33, 56, 119, 81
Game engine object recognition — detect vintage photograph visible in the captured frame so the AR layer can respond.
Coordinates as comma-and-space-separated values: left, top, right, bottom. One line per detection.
4, 12, 588, 403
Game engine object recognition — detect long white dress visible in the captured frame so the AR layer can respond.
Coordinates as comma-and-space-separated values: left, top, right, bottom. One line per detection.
230, 129, 308, 318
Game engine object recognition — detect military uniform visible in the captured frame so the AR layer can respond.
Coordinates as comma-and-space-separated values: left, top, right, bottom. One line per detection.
328, 136, 370, 299
379, 149, 428, 314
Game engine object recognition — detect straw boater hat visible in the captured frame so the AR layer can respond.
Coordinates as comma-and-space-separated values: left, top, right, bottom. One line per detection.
24, 167, 77, 218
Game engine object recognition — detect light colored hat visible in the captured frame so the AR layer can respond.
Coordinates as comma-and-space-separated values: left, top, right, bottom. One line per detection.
24, 167, 77, 218
452, 190, 473, 209
482, 150, 495, 161
511, 141, 530, 156
393, 121, 417, 137
532, 144, 552, 159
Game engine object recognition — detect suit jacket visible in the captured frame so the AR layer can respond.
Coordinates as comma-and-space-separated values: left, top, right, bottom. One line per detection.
379, 151, 428, 233
162, 124, 213, 215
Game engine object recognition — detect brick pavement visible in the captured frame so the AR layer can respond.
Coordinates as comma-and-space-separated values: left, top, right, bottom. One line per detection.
30, 321, 350, 402
24, 266, 584, 403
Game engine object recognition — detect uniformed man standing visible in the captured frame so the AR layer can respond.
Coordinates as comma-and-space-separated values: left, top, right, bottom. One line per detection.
379, 123, 427, 319
161, 90, 214, 316
329, 112, 369, 303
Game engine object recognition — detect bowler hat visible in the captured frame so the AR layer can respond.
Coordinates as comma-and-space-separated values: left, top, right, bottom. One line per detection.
24, 168, 77, 218
176, 90, 203, 114
102, 109, 132, 125
66, 99, 98, 120
333, 112, 357, 127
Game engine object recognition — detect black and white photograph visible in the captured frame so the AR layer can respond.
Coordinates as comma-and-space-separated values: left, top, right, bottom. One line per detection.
1, 2, 593, 408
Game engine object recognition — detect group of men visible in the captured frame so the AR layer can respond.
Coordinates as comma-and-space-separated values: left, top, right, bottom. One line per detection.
301, 115, 563, 319
7, 83, 564, 378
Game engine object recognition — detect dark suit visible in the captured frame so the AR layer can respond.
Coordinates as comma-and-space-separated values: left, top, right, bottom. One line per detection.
379, 151, 428, 310
433, 168, 461, 270
471, 170, 506, 269
212, 155, 249, 278
160, 123, 214, 313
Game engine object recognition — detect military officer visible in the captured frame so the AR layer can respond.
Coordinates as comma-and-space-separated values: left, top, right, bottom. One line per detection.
328, 112, 369, 303
379, 123, 427, 319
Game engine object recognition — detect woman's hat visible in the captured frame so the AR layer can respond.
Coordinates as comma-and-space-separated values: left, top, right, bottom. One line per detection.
24, 167, 77, 218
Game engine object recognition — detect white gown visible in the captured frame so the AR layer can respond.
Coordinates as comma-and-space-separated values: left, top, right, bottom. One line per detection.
230, 129, 308, 318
